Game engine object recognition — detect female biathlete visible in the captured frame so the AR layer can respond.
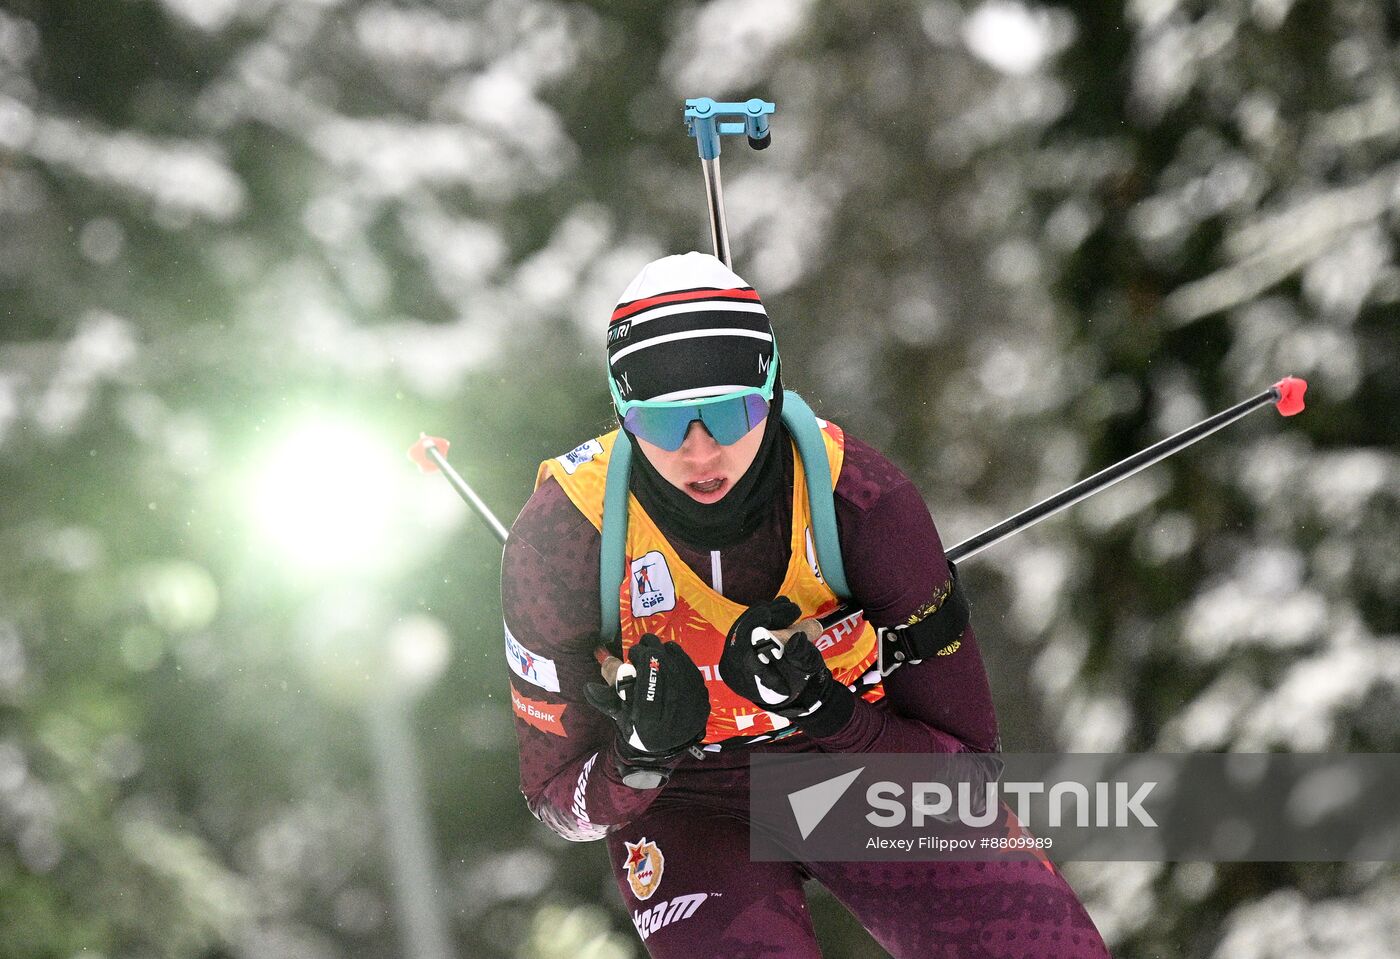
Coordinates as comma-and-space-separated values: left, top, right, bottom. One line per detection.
501, 252, 1110, 958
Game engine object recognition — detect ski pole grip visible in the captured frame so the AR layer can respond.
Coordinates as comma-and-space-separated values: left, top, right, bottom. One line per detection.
751, 618, 824, 651
596, 648, 635, 691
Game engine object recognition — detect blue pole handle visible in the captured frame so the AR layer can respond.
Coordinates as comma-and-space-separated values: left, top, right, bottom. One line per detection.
684, 97, 776, 160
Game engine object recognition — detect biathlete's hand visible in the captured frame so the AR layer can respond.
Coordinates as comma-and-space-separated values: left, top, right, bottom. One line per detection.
719, 597, 855, 738
585, 634, 710, 788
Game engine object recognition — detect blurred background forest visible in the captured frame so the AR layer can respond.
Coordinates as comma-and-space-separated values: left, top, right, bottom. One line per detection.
1, 0, 1397, 956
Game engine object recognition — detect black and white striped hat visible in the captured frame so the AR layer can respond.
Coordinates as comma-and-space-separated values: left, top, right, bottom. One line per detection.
606, 252, 775, 405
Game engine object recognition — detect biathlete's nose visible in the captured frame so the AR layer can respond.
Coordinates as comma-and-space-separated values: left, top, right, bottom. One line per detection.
678, 420, 720, 457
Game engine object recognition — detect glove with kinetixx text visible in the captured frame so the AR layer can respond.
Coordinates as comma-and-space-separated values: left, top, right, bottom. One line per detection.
584, 633, 710, 789
719, 596, 855, 739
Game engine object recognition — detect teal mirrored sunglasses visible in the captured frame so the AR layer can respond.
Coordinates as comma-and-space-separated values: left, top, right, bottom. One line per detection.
610, 354, 778, 452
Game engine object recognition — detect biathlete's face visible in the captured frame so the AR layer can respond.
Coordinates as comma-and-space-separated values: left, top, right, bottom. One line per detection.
633, 416, 767, 505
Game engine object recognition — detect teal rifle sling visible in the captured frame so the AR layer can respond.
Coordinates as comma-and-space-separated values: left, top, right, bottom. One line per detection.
779, 391, 851, 599
600, 431, 633, 651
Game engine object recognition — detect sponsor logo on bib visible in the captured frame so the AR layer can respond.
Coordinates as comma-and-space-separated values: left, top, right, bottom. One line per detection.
510, 687, 567, 736
630, 551, 677, 617
504, 623, 560, 692
557, 439, 604, 475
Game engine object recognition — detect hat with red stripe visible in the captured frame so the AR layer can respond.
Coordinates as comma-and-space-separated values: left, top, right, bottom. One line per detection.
607, 252, 775, 405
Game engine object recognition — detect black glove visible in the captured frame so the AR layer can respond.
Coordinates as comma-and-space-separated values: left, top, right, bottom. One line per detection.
585, 634, 710, 788
719, 597, 855, 738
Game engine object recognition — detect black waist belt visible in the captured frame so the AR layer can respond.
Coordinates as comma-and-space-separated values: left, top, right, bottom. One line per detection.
877, 560, 971, 676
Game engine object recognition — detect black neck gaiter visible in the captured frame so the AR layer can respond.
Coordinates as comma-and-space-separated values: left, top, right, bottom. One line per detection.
626, 386, 788, 551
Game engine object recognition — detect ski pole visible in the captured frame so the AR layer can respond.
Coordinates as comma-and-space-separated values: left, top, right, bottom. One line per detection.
800, 376, 1309, 636
684, 97, 775, 269
945, 375, 1307, 564
407, 434, 510, 544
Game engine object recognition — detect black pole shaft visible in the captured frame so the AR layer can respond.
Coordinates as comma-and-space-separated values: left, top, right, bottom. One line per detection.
945, 387, 1279, 564
816, 386, 1280, 632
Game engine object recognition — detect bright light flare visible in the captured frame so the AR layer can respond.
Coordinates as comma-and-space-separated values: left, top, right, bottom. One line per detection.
249, 421, 407, 576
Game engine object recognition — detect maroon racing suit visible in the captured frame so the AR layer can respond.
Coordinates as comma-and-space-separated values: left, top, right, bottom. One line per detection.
502, 433, 1109, 958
